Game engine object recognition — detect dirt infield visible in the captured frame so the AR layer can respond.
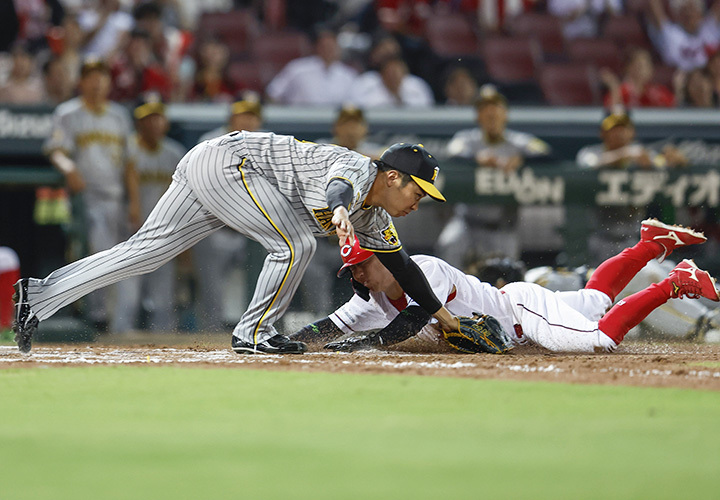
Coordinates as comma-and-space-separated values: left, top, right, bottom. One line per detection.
2, 333, 720, 390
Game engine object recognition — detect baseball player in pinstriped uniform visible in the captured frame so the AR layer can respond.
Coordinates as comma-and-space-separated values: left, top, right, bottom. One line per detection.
14, 133, 459, 354
43, 58, 136, 330
295, 220, 719, 353
191, 98, 263, 331
111, 95, 187, 333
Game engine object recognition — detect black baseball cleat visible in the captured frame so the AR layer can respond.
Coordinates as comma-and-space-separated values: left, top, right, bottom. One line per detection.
232, 334, 308, 354
12, 278, 39, 354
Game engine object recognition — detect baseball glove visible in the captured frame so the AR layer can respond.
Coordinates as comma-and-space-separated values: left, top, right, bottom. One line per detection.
442, 314, 514, 354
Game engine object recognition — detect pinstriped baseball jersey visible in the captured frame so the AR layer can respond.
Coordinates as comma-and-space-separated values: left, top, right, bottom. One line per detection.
128, 135, 186, 218
211, 131, 402, 252
43, 97, 132, 199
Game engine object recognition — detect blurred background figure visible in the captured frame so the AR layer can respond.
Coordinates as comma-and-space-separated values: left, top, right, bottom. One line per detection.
188, 37, 234, 102
0, 42, 44, 104
78, 0, 133, 59
675, 67, 717, 107
646, 0, 720, 71
42, 58, 136, 331
438, 85, 552, 268
109, 28, 172, 102
266, 27, 358, 105
576, 110, 688, 265
319, 105, 383, 159
111, 94, 186, 333
442, 65, 479, 106
350, 54, 434, 107
548, 0, 623, 39
191, 97, 264, 331
42, 55, 74, 105
601, 48, 675, 108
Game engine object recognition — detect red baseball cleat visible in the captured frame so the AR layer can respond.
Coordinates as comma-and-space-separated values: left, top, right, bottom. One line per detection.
641, 219, 706, 262
668, 259, 720, 302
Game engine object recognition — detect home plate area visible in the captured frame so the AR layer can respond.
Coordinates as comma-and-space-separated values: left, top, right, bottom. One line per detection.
1, 338, 719, 390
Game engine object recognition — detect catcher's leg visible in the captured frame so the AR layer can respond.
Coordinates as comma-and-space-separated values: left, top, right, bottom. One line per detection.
25, 178, 223, 322
185, 150, 317, 345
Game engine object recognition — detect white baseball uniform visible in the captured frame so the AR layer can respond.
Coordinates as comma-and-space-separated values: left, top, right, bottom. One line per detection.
25, 131, 401, 344
527, 261, 719, 340
330, 255, 616, 353
111, 134, 186, 332
43, 97, 132, 324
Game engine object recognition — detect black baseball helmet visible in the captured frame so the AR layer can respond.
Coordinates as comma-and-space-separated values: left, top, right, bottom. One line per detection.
379, 143, 445, 202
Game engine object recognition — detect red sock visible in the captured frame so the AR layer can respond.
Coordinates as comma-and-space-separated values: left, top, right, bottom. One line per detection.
585, 240, 662, 302
598, 279, 673, 344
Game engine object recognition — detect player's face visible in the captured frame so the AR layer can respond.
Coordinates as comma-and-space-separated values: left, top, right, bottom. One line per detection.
333, 119, 368, 149
477, 103, 507, 137
79, 70, 111, 102
229, 112, 261, 133
137, 113, 169, 143
350, 256, 396, 292
383, 175, 426, 217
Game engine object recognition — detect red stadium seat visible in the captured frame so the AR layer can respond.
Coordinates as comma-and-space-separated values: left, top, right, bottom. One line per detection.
251, 31, 312, 72
539, 64, 600, 105
425, 12, 480, 57
483, 37, 542, 83
197, 9, 260, 56
567, 38, 623, 73
227, 60, 276, 93
508, 12, 565, 57
603, 15, 651, 50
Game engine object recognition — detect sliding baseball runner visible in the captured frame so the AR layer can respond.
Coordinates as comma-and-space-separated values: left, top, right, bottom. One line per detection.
13, 133, 457, 354
294, 219, 718, 353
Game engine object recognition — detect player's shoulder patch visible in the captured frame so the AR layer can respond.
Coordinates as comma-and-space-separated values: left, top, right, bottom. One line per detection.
381, 221, 400, 246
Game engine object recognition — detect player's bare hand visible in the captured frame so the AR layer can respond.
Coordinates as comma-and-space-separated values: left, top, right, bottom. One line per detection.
65, 170, 86, 194
332, 206, 355, 246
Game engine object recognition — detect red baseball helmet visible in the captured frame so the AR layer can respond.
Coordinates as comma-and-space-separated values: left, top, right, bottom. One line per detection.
337, 237, 374, 277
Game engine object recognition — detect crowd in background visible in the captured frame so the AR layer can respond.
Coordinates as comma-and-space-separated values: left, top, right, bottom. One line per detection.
3, 0, 720, 108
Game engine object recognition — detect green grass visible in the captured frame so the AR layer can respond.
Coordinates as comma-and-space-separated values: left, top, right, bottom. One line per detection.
1, 367, 718, 500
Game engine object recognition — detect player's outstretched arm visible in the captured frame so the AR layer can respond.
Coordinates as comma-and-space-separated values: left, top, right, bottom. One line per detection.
325, 305, 431, 352
290, 317, 345, 344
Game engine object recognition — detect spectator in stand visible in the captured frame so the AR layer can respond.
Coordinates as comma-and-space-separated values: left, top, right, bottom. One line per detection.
78, 0, 134, 59
437, 85, 552, 267
14, 0, 65, 52
0, 42, 45, 104
266, 27, 358, 106
53, 14, 84, 91
109, 28, 171, 102
132, 1, 191, 98
706, 49, 720, 100
43, 58, 137, 331
349, 54, 434, 107
443, 66, 479, 106
601, 48, 675, 108
111, 93, 186, 333
42, 56, 74, 105
647, 0, 720, 71
576, 110, 688, 264
675, 67, 717, 106
548, 0, 622, 39
189, 37, 235, 103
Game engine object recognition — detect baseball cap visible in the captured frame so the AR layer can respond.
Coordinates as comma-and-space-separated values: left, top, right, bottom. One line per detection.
601, 110, 632, 131
335, 105, 365, 124
337, 237, 374, 277
379, 143, 445, 202
231, 99, 262, 118
80, 57, 110, 77
474, 84, 507, 109
134, 92, 165, 119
